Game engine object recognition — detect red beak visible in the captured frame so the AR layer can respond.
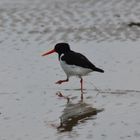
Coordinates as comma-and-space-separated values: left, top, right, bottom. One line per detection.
42, 49, 56, 56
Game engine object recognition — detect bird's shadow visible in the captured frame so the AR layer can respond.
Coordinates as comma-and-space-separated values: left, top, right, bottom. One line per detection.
56, 92, 104, 133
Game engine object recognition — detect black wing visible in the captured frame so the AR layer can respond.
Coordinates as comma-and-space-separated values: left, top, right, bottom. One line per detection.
61, 51, 104, 73
61, 51, 96, 70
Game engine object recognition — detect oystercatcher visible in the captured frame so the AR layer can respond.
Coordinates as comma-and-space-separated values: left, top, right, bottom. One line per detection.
42, 43, 104, 93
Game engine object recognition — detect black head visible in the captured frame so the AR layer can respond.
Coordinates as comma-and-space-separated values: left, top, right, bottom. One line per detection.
54, 43, 71, 55
42, 42, 71, 58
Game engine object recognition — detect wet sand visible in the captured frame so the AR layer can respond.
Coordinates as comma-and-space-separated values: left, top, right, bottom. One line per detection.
0, 0, 140, 140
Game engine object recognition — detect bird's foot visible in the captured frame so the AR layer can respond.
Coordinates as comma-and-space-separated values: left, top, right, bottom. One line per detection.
55, 79, 68, 84
55, 80, 63, 84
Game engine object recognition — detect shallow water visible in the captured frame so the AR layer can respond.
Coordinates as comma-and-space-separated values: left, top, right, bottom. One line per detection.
0, 0, 140, 140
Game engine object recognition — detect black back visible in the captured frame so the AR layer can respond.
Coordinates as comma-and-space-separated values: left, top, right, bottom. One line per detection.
61, 51, 101, 71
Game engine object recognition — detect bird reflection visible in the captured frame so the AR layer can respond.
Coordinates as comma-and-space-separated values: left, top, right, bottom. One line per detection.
56, 92, 103, 132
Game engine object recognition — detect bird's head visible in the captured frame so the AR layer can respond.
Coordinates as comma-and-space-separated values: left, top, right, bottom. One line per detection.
42, 43, 71, 56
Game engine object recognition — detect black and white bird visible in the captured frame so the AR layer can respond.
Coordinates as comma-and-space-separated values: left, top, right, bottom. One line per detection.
42, 43, 104, 93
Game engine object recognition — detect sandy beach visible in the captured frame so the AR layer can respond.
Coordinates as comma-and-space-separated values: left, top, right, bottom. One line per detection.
0, 0, 140, 140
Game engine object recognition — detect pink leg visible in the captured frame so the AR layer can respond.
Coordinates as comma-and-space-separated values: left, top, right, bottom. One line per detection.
55, 78, 69, 84
80, 78, 84, 100
80, 78, 83, 93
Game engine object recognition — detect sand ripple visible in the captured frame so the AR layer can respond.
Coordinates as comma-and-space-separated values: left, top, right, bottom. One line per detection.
0, 0, 140, 44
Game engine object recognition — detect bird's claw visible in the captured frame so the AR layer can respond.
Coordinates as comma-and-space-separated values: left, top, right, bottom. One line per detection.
55, 80, 63, 84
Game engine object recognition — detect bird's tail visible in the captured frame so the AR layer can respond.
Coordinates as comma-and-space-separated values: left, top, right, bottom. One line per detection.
94, 67, 104, 73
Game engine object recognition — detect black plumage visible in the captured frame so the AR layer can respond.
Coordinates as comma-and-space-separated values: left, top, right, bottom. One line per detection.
55, 43, 104, 73
61, 51, 104, 73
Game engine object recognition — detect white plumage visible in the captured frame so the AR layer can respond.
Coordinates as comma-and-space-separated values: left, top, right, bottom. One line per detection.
60, 56, 93, 78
